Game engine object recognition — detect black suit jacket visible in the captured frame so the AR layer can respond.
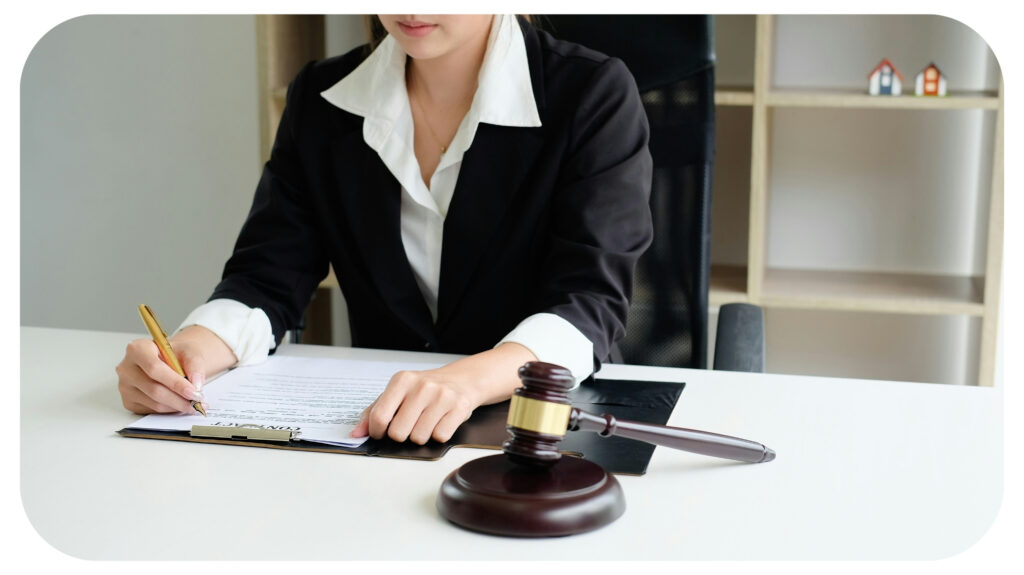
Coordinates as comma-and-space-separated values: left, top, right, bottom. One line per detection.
210, 19, 653, 371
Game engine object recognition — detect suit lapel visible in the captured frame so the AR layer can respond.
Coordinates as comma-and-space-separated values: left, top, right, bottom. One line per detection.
435, 20, 548, 331
435, 124, 545, 330
333, 127, 435, 343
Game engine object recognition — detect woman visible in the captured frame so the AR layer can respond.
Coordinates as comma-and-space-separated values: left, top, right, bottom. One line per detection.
115, 14, 653, 445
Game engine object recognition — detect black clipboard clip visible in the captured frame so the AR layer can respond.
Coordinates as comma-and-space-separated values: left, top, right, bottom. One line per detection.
190, 424, 300, 443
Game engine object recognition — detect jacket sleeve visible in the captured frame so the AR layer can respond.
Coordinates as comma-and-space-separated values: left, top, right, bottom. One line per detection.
208, 62, 330, 347
540, 56, 654, 370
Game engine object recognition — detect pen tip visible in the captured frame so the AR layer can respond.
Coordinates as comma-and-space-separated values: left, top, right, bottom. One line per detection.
193, 401, 207, 417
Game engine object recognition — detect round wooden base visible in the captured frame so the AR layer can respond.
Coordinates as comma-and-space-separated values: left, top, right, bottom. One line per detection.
437, 454, 626, 537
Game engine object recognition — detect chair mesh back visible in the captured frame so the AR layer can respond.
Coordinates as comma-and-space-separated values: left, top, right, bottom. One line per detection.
619, 69, 715, 368
541, 15, 716, 368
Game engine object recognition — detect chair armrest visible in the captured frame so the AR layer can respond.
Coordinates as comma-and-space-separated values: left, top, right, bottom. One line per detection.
713, 303, 765, 372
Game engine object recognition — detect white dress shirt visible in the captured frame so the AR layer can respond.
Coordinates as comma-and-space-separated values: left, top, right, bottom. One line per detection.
179, 14, 595, 381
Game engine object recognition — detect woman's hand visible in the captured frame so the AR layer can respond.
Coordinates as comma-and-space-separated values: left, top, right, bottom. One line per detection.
115, 325, 237, 414
350, 342, 537, 444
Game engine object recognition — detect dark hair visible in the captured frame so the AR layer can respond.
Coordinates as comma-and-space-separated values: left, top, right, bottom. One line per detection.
364, 15, 388, 53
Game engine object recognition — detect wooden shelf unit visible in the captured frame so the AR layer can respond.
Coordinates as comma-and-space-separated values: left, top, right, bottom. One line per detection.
256, 15, 325, 164
711, 15, 1003, 386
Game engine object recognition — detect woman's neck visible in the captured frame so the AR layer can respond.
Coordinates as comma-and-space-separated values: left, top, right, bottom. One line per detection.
405, 17, 492, 108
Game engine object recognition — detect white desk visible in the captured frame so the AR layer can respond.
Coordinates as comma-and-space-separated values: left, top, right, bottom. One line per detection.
19, 326, 1001, 560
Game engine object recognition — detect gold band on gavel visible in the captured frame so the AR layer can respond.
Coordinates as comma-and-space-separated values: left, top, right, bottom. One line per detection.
507, 395, 571, 436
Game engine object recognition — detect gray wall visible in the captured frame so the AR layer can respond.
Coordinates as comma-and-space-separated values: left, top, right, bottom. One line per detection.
326, 14, 367, 59
21, 15, 261, 334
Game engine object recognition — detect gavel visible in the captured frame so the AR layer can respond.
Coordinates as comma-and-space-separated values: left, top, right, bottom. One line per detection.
437, 361, 776, 537
503, 361, 776, 466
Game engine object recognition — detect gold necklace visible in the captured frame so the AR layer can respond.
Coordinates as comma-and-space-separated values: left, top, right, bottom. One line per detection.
409, 88, 451, 155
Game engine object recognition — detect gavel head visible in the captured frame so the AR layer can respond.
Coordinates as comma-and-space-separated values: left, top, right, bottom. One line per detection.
502, 361, 575, 467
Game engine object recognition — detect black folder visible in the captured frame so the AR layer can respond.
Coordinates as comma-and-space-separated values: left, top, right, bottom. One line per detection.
119, 377, 684, 475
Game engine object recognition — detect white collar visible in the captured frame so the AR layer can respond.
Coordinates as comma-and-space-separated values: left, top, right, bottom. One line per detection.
319, 14, 542, 152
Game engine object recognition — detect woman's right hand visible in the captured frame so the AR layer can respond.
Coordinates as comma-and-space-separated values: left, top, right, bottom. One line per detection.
115, 325, 237, 414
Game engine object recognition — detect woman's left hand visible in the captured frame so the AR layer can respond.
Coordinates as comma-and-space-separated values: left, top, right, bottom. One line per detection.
350, 342, 537, 444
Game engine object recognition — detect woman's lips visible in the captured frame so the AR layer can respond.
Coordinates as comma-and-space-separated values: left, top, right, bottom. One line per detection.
397, 21, 437, 37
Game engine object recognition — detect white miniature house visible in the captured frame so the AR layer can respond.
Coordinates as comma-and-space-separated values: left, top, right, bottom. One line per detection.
915, 63, 947, 96
868, 58, 903, 95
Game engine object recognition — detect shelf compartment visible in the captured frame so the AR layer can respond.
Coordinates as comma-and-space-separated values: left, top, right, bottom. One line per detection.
760, 268, 984, 316
709, 264, 749, 306
767, 89, 999, 110
762, 307, 981, 386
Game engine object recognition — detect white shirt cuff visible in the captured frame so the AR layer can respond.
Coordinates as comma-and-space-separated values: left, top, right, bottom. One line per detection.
176, 299, 275, 367
496, 312, 595, 386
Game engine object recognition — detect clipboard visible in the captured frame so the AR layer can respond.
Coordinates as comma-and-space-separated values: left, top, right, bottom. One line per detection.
118, 377, 684, 475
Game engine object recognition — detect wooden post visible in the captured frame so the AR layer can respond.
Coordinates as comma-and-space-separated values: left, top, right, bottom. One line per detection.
747, 15, 774, 302
978, 78, 1003, 387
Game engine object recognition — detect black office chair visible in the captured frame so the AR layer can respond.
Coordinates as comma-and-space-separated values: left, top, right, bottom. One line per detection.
541, 15, 764, 372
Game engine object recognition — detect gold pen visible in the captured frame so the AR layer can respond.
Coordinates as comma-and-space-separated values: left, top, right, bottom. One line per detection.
137, 304, 207, 416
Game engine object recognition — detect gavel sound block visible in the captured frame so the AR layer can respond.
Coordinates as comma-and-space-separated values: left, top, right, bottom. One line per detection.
436, 362, 776, 537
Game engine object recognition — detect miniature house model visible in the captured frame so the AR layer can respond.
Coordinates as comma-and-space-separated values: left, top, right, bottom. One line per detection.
915, 63, 947, 96
868, 58, 904, 96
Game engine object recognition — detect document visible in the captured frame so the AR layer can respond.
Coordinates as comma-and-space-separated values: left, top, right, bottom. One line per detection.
128, 356, 445, 447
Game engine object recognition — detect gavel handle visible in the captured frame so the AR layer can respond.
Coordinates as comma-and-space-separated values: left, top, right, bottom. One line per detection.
569, 408, 775, 463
